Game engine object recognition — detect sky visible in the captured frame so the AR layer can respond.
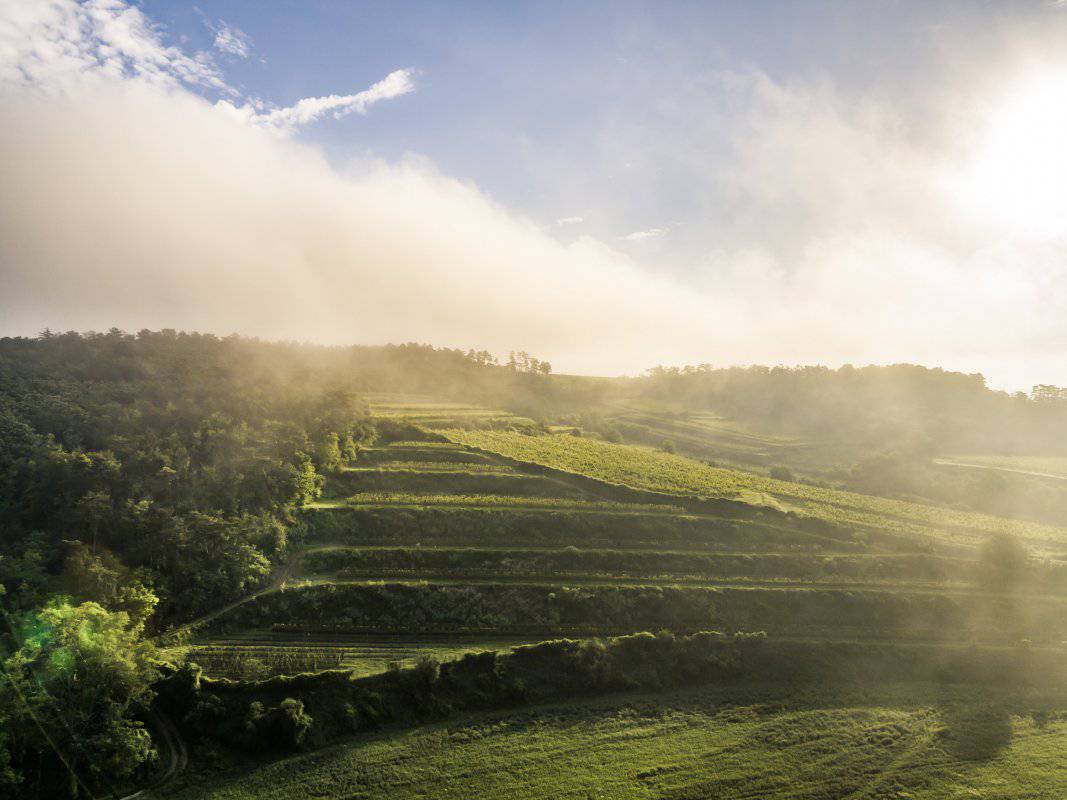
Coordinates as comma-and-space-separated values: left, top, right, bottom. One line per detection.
2, 1, 1067, 391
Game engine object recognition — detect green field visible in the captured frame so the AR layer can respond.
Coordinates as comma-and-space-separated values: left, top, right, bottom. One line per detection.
162, 683, 1067, 799
189, 426, 1067, 668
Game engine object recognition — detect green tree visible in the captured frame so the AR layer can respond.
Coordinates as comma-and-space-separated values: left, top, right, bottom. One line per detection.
314, 432, 344, 473
244, 697, 313, 751
1, 599, 160, 796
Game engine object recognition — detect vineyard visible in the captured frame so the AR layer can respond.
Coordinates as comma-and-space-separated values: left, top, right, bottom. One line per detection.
442, 429, 1067, 551
184, 632, 532, 680
171, 399, 1067, 799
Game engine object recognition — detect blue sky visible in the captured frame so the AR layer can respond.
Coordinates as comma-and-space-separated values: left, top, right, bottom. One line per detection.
141, 0, 1050, 264
3, 1, 1067, 388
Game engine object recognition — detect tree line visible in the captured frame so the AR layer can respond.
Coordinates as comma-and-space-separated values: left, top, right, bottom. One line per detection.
637, 363, 1067, 453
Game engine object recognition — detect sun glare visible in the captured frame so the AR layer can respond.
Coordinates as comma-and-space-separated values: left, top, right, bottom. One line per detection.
954, 70, 1067, 239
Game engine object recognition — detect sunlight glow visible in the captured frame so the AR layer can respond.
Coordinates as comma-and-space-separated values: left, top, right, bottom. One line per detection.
953, 70, 1067, 239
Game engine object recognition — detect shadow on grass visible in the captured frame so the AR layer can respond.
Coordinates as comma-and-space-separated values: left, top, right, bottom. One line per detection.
935, 699, 1013, 761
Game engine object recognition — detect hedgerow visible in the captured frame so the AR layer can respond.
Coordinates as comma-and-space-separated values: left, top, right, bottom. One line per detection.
160, 631, 1067, 754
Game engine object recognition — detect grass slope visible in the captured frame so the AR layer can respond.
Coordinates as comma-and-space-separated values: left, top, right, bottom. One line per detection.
442, 430, 1067, 551
173, 429, 1067, 798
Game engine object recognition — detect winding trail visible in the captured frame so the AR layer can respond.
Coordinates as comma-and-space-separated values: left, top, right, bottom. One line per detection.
163, 557, 299, 641
117, 709, 187, 800
934, 458, 1067, 482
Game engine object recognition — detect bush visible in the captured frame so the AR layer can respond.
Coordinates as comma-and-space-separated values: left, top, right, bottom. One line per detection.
974, 532, 1029, 590
244, 697, 313, 751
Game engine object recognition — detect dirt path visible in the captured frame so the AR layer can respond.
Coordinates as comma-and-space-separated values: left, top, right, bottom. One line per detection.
162, 556, 300, 640
117, 709, 187, 799
935, 458, 1067, 482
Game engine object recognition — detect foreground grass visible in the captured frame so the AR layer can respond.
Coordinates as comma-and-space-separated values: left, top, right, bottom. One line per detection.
443, 430, 1067, 550
164, 683, 1067, 799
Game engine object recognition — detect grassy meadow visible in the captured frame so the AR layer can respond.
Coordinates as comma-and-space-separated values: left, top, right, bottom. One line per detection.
162, 683, 1067, 799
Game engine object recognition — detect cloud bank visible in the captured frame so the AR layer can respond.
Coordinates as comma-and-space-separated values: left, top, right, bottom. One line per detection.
2, 1, 1067, 388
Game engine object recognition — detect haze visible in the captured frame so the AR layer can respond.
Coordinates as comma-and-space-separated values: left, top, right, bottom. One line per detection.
3, 0, 1067, 391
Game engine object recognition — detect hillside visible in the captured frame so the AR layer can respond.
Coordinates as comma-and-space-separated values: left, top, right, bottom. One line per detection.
9, 2, 1067, 796
5, 335, 1067, 799
158, 396, 1067, 798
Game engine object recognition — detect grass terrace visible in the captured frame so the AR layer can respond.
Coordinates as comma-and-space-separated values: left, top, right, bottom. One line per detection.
442, 429, 1067, 553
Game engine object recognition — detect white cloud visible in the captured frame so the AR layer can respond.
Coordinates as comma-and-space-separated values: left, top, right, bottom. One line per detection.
212, 21, 251, 59
0, 81, 712, 373
0, 7, 703, 374
218, 68, 416, 136
0, 0, 233, 95
0, 1, 410, 137
556, 216, 585, 226
684, 64, 1067, 389
621, 228, 666, 241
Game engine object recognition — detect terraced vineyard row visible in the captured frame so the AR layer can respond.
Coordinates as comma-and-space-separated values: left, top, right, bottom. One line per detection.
367, 395, 534, 429
188, 417, 1067, 680
299, 544, 980, 588
441, 429, 1067, 552
183, 633, 532, 679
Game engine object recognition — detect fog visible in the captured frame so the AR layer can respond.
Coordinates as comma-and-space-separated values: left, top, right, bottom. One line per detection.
2, 1, 1066, 389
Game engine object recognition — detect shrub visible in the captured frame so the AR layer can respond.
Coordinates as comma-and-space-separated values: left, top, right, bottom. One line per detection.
974, 532, 1029, 590
244, 697, 313, 751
